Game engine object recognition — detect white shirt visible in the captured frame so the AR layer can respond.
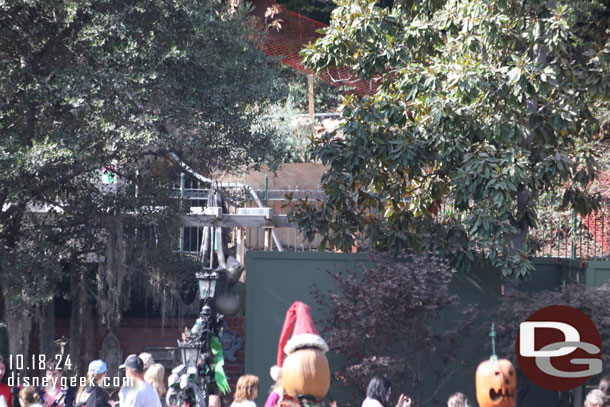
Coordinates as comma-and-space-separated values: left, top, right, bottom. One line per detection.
119, 379, 162, 407
231, 400, 257, 407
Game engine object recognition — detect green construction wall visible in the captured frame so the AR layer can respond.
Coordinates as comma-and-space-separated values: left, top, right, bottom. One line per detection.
445, 258, 575, 405
244, 252, 610, 407
244, 251, 370, 405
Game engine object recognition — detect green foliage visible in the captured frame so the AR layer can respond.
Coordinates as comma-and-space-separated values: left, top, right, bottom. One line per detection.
0, 0, 285, 319
273, 65, 342, 113
253, 66, 343, 163
252, 95, 313, 163
295, 0, 610, 278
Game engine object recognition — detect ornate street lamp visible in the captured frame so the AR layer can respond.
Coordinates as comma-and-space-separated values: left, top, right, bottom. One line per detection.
169, 235, 244, 405
179, 339, 203, 370
169, 269, 227, 407
196, 270, 219, 304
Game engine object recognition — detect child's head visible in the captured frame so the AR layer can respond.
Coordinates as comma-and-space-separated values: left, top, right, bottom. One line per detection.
447, 392, 470, 407
234, 374, 259, 402
584, 388, 606, 407
19, 386, 41, 407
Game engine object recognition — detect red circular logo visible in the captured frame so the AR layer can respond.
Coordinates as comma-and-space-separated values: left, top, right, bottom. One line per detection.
516, 305, 602, 391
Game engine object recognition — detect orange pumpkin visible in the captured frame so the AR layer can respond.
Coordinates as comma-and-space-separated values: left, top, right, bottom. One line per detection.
475, 357, 516, 407
282, 348, 330, 400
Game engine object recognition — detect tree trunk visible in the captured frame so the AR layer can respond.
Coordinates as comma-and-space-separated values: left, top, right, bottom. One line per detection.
69, 268, 81, 374
3, 287, 32, 376
505, 1, 554, 290
38, 301, 55, 358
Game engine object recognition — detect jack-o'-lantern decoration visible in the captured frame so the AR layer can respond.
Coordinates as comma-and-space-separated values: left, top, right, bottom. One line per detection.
283, 348, 330, 399
476, 357, 516, 407
270, 302, 331, 402
476, 324, 516, 407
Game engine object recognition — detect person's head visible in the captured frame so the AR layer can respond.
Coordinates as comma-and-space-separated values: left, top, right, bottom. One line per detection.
447, 392, 470, 407
139, 352, 155, 372
234, 374, 259, 402
585, 389, 607, 407
366, 376, 392, 406
88, 360, 108, 384
119, 354, 144, 380
19, 386, 41, 407
600, 375, 610, 396
45, 358, 63, 387
144, 363, 167, 397
0, 355, 9, 383
76, 359, 108, 403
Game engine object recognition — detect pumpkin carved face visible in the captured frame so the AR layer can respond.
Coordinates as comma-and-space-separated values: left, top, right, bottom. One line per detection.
282, 348, 330, 400
475, 358, 516, 407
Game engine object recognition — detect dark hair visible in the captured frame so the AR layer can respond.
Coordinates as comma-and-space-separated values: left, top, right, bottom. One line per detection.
0, 356, 9, 384
46, 358, 62, 371
366, 376, 392, 407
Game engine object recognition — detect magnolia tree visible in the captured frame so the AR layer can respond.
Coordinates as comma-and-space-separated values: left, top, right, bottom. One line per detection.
294, 0, 610, 278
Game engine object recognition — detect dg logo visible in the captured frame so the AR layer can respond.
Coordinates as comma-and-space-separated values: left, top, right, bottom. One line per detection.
516, 305, 602, 391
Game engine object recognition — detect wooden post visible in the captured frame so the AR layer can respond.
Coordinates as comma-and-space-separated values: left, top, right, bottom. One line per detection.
216, 227, 226, 269
236, 228, 245, 264
264, 228, 273, 251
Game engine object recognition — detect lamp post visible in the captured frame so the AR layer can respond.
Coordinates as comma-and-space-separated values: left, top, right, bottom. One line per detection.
170, 254, 244, 407
174, 269, 225, 407
197, 269, 222, 407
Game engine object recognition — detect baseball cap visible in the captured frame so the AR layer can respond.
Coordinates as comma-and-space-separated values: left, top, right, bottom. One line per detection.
139, 352, 155, 370
119, 354, 144, 372
88, 360, 107, 375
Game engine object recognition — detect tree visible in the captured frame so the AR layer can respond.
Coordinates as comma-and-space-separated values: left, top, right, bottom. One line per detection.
0, 0, 286, 359
313, 254, 477, 407
294, 0, 610, 278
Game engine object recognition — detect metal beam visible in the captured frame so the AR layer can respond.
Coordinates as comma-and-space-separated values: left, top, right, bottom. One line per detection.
181, 214, 295, 228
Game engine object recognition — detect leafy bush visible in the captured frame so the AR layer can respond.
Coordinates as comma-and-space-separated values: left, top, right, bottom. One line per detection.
313, 254, 478, 407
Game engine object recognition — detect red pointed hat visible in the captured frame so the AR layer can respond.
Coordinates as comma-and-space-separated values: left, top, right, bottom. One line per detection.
276, 301, 329, 368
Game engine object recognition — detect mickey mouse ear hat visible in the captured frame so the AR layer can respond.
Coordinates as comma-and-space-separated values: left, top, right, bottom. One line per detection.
269, 301, 329, 380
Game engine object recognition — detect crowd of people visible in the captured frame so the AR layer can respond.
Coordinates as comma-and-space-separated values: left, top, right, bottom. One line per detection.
0, 352, 610, 407
0, 353, 166, 407
241, 370, 610, 407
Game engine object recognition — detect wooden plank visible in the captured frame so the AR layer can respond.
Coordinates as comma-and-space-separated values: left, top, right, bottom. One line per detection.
181, 214, 295, 228
236, 228, 245, 264
236, 207, 273, 219
264, 228, 272, 251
